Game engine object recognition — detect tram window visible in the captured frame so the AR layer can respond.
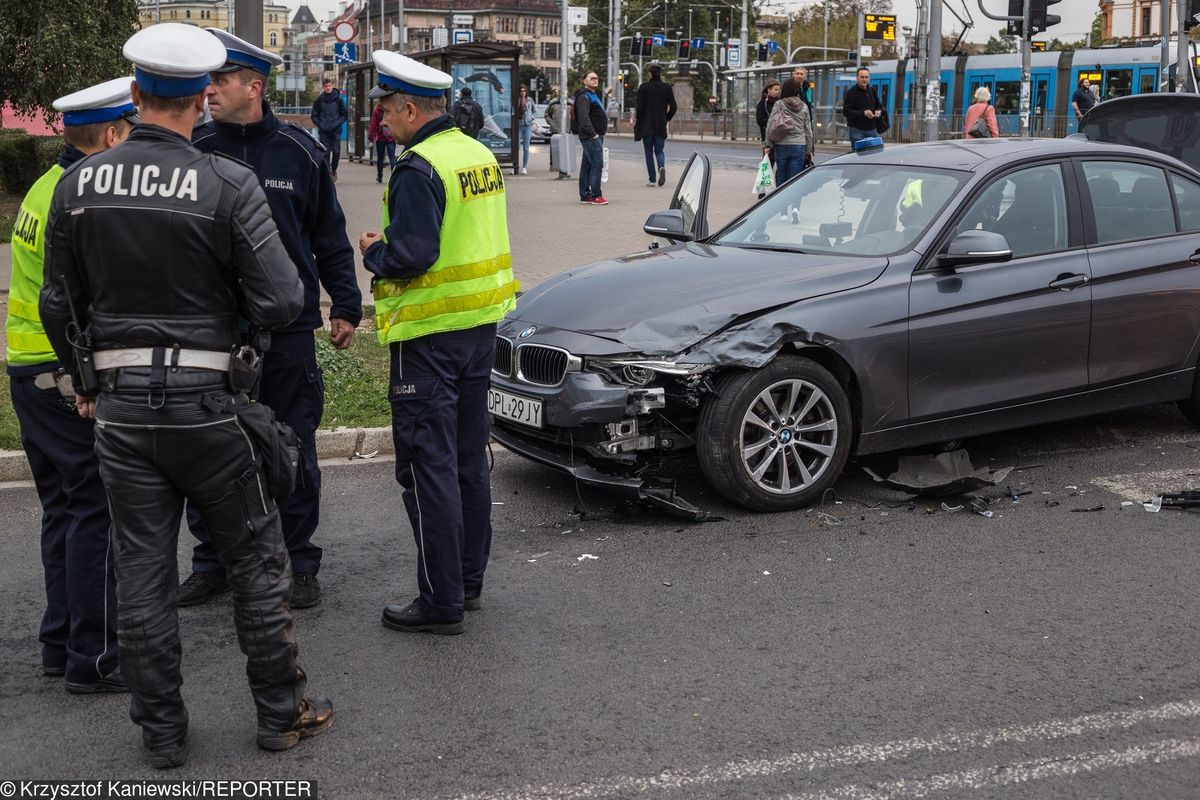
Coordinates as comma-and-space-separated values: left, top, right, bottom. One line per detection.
993, 81, 1021, 113
1103, 69, 1133, 100
1140, 72, 1157, 94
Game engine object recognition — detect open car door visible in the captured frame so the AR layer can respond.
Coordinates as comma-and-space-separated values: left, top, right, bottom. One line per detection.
644, 151, 712, 245
1078, 94, 1200, 174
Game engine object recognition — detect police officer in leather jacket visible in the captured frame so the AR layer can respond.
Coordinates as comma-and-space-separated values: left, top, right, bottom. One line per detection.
38, 23, 334, 770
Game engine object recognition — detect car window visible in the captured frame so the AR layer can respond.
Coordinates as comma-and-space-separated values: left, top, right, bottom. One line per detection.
1171, 174, 1200, 232
672, 159, 708, 235
1083, 161, 1174, 244
953, 163, 1068, 258
715, 165, 963, 257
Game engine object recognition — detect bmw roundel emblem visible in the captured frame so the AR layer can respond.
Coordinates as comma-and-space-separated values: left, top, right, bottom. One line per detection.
518, 326, 537, 339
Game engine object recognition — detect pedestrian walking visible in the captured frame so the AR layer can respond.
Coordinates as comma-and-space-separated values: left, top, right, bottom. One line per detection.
310, 76, 346, 180
574, 71, 608, 205
369, 102, 398, 182
183, 30, 362, 610
517, 84, 534, 174
842, 67, 883, 147
766, 77, 815, 189
6, 78, 135, 695
1072, 77, 1097, 121
963, 86, 999, 138
634, 64, 677, 187
756, 80, 780, 166
791, 65, 814, 120
358, 51, 517, 636
40, 23, 332, 769
450, 87, 484, 138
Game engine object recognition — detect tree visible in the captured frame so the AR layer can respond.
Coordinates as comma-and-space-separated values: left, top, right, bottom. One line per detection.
0, 0, 141, 126
984, 31, 1020, 53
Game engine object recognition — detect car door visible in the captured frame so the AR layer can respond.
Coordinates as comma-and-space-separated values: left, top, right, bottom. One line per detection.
907, 161, 1092, 421
1079, 159, 1200, 386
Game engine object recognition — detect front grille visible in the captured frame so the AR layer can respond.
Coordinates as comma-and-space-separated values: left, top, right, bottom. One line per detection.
493, 337, 513, 376
518, 344, 569, 386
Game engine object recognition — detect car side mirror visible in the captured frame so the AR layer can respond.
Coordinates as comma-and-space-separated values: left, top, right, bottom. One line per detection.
644, 209, 694, 242
937, 230, 1013, 269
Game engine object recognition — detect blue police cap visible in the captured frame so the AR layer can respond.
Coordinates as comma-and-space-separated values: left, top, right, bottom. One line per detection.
53, 77, 139, 126
208, 29, 284, 76
122, 23, 227, 98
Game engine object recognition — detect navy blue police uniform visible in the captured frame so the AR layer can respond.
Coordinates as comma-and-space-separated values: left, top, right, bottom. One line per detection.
189, 103, 361, 585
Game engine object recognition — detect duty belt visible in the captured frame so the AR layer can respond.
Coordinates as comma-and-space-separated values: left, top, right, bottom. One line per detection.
94, 348, 230, 372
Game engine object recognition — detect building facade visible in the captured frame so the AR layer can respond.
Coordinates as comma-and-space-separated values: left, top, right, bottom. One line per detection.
136, 0, 292, 54
1098, 0, 1189, 42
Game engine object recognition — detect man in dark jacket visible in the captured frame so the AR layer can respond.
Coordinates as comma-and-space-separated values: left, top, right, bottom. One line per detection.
450, 87, 484, 138
842, 67, 883, 146
41, 22, 332, 770
183, 29, 362, 610
634, 64, 677, 187
574, 71, 608, 204
310, 77, 346, 179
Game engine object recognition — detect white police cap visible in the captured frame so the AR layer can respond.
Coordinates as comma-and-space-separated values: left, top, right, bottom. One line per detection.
368, 50, 452, 99
208, 29, 284, 76
53, 77, 139, 127
122, 23, 227, 98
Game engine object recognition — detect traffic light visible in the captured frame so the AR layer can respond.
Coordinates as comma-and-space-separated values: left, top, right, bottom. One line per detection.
1006, 0, 1023, 37
677, 39, 690, 59
630, 37, 642, 57
1029, 0, 1062, 32
756, 42, 769, 62
641, 36, 655, 56
622, 67, 634, 89
1188, 0, 1200, 30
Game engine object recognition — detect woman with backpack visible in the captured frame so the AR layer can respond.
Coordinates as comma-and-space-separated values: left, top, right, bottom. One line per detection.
765, 78, 814, 187
963, 86, 999, 139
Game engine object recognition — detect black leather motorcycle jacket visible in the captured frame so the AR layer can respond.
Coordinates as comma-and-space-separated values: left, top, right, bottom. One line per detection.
40, 124, 304, 394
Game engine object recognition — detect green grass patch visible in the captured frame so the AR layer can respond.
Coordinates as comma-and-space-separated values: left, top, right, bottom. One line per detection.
0, 370, 20, 450
315, 330, 391, 430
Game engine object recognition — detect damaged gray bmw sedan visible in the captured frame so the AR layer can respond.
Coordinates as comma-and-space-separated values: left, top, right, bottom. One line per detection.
490, 110, 1200, 512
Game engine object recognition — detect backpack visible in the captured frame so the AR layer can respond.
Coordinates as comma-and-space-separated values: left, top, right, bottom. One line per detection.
455, 100, 481, 137
767, 106, 796, 144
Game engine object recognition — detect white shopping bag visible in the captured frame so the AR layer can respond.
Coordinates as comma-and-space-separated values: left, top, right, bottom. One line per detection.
753, 153, 775, 195
601, 145, 610, 183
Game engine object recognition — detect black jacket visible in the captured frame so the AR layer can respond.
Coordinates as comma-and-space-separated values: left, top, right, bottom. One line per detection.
842, 84, 882, 131
310, 90, 346, 134
193, 103, 361, 333
756, 96, 776, 141
40, 124, 303, 393
634, 78, 677, 140
572, 87, 607, 141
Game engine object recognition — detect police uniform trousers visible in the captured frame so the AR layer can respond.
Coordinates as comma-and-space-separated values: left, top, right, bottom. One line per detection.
187, 332, 324, 576
390, 323, 495, 620
10, 373, 117, 682
93, 390, 307, 750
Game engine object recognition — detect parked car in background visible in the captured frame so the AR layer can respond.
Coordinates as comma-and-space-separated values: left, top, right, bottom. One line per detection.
489, 98, 1200, 513
531, 104, 551, 142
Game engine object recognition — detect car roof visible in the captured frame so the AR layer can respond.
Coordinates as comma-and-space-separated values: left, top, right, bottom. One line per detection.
823, 138, 1189, 174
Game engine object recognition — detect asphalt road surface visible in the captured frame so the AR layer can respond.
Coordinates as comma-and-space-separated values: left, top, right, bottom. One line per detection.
3, 400, 1200, 797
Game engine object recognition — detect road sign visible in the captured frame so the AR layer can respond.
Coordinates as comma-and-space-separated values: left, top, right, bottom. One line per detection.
452, 14, 474, 25
859, 44, 873, 58
568, 6, 588, 25
863, 14, 897, 41
432, 27, 448, 47
767, 40, 778, 53
333, 21, 356, 42
691, 37, 706, 49
333, 42, 357, 64
452, 28, 473, 44
652, 34, 665, 46
727, 42, 741, 67
275, 74, 304, 91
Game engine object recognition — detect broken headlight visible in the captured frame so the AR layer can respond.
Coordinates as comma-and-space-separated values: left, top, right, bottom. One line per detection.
585, 356, 713, 386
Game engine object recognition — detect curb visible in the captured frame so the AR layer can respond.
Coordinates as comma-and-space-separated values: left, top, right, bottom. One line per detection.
0, 426, 396, 484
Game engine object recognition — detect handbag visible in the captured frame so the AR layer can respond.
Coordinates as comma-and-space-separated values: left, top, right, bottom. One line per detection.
767, 107, 795, 144
875, 108, 890, 135
967, 111, 991, 139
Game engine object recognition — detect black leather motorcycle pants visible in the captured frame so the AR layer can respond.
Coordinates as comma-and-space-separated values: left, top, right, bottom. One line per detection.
93, 392, 307, 750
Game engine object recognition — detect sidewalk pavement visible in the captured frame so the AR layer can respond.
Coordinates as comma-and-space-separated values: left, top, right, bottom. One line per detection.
1, 142, 768, 481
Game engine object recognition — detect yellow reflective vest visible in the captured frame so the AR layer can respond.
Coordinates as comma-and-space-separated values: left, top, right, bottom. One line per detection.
372, 127, 518, 344
5, 164, 62, 366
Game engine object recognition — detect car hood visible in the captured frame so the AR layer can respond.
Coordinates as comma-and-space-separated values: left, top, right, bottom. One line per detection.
511, 242, 889, 355
1079, 94, 1200, 174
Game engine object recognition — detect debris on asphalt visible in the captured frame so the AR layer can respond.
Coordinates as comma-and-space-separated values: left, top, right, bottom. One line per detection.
1143, 490, 1200, 512
1004, 486, 1033, 503
969, 496, 994, 518
1120, 501, 1134, 509
1144, 497, 1162, 512
762, 570, 771, 575
941, 501, 964, 513
351, 449, 379, 459
1070, 505, 1105, 512
577, 554, 599, 561
663, 581, 673, 587
817, 512, 841, 525
862, 450, 1013, 497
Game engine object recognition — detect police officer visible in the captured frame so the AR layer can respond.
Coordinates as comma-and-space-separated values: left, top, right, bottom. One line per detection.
6, 78, 136, 693
40, 24, 332, 768
359, 51, 518, 635
180, 29, 362, 610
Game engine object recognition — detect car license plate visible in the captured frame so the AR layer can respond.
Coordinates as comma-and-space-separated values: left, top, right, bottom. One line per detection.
488, 388, 543, 429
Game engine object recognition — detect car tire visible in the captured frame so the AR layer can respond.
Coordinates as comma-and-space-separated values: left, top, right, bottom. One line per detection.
697, 356, 854, 512
1177, 365, 1200, 425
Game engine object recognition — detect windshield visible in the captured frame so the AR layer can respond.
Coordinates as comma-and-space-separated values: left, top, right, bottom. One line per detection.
715, 164, 965, 256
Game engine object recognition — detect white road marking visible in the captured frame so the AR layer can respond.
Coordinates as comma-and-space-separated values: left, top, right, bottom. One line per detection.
779, 738, 1200, 800
1091, 468, 1200, 502
449, 699, 1200, 800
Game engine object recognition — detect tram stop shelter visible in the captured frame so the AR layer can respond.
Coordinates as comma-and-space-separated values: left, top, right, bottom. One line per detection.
342, 42, 521, 172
